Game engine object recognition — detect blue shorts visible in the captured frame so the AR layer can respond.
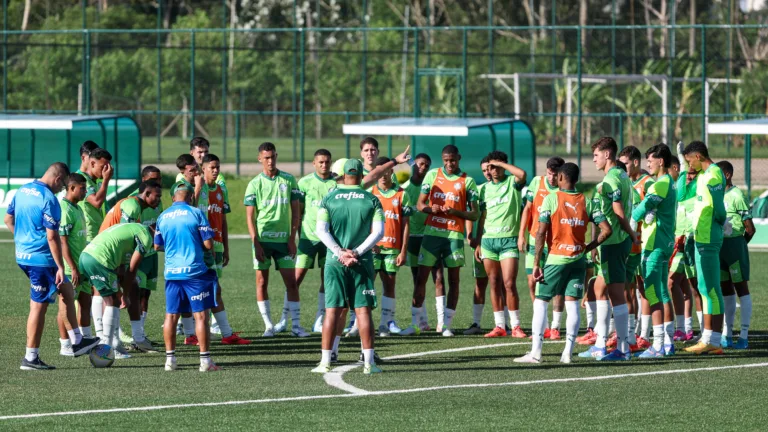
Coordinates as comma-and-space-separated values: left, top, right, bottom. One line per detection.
165, 269, 218, 314
18, 264, 63, 304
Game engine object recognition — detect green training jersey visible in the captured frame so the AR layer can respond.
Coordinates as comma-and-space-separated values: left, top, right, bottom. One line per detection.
524, 175, 559, 244
631, 174, 677, 256
59, 198, 87, 275
76, 169, 105, 242
692, 164, 726, 245
298, 173, 338, 242
471, 182, 487, 240
129, 188, 164, 229
175, 173, 212, 216
83, 223, 155, 269
675, 171, 697, 236
724, 185, 752, 238
419, 168, 479, 240
243, 170, 301, 243
596, 166, 633, 245
538, 190, 605, 265
317, 184, 384, 264
481, 175, 525, 239
402, 178, 428, 237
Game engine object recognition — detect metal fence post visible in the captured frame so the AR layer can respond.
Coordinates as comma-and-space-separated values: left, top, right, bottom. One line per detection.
222, 4, 228, 161
2, 0, 7, 111
299, 29, 306, 176
576, 27, 583, 168
462, 29, 468, 118
235, 112, 241, 176
156, 0, 162, 162
190, 30, 196, 138
701, 26, 707, 141
85, 31, 91, 115
619, 113, 624, 150
487, 0, 494, 116
345, 112, 351, 158
361, 0, 368, 122
746, 134, 752, 199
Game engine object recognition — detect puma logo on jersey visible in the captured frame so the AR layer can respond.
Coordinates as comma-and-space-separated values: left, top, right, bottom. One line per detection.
560, 217, 585, 227
384, 210, 400, 220
565, 202, 580, 212
433, 192, 461, 202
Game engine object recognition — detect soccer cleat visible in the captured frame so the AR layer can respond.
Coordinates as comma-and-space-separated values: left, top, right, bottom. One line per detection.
291, 326, 311, 338
734, 338, 749, 350
559, 354, 572, 364
549, 329, 561, 340
311, 363, 331, 373
378, 325, 391, 338
463, 323, 484, 335
273, 319, 288, 334
200, 362, 222, 372
113, 350, 132, 360
684, 341, 724, 355
672, 330, 686, 342
399, 326, 420, 336
484, 326, 507, 338
130, 338, 159, 353
312, 315, 324, 333
119, 328, 134, 345
513, 353, 541, 364
578, 345, 606, 359
543, 328, 552, 339
165, 358, 177, 371
210, 322, 222, 335
418, 322, 431, 332
72, 336, 101, 357
606, 332, 618, 348
363, 363, 383, 375
509, 326, 527, 339
387, 321, 403, 335
635, 337, 651, 350
144, 336, 158, 347
358, 351, 384, 364
20, 356, 55, 371
720, 336, 733, 349
663, 344, 676, 356
60, 345, 74, 357
442, 328, 455, 337
577, 328, 597, 345
221, 333, 252, 345
635, 346, 664, 359
597, 349, 630, 361
184, 335, 199, 346
262, 327, 275, 337
683, 330, 695, 342
345, 325, 360, 338
330, 352, 338, 363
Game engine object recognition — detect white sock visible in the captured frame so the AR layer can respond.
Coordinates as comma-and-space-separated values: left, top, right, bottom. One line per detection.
60, 338, 72, 350
493, 311, 505, 328
684, 316, 693, 333
696, 311, 704, 331
200, 351, 212, 368
67, 328, 82, 345
608, 317, 615, 334
25, 347, 39, 361
436, 296, 446, 328
321, 349, 331, 365
530, 299, 548, 359
652, 324, 664, 350
723, 295, 737, 338
92, 296, 104, 338
411, 306, 420, 326
551, 311, 563, 331
213, 311, 233, 338
503, 306, 510, 327
675, 315, 684, 332
419, 305, 429, 326
508, 309, 521, 328
280, 292, 289, 323
613, 303, 630, 353
130, 320, 145, 342
362, 348, 374, 365
472, 304, 484, 326
112, 309, 122, 347
663, 321, 674, 346
80, 326, 92, 338
564, 301, 580, 358
740, 295, 752, 339
640, 315, 651, 340
628, 314, 637, 345
258, 300, 273, 328
317, 292, 326, 317
586, 301, 596, 328
701, 328, 712, 345
140, 311, 147, 336
444, 308, 456, 329
288, 301, 302, 329
595, 300, 610, 349
381, 296, 395, 325
711, 331, 722, 348
332, 336, 341, 355
181, 316, 196, 336
102, 306, 117, 345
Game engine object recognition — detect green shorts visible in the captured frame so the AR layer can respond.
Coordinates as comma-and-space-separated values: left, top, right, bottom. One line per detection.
324, 259, 377, 309
535, 258, 586, 301
670, 252, 686, 275
641, 251, 671, 306
78, 252, 119, 297
695, 242, 723, 315
296, 238, 327, 269
473, 256, 487, 278
525, 245, 548, 275
720, 236, 750, 283
406, 236, 423, 267
417, 236, 465, 268
137, 253, 159, 291
374, 252, 399, 274
598, 237, 632, 285
626, 253, 642, 283
253, 242, 296, 271
683, 235, 697, 279
480, 237, 519, 262
66, 272, 92, 296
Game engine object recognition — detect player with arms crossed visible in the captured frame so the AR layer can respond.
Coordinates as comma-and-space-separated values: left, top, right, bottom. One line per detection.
515, 163, 611, 364
311, 159, 385, 374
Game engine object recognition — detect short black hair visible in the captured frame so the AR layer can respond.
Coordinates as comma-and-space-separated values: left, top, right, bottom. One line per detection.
645, 143, 673, 168
49, 162, 71, 178
480, 155, 490, 165
80, 140, 99, 157
717, 160, 734, 177
442, 144, 459, 156
258, 142, 276, 153
141, 165, 161, 178
546, 156, 565, 171
414, 153, 431, 163
376, 156, 391, 167
139, 180, 162, 194
314, 149, 331, 158
618, 145, 642, 162
486, 150, 508, 163
68, 172, 86, 186
682, 141, 709, 160
202, 153, 220, 165
176, 154, 196, 171
670, 158, 680, 168
559, 162, 580, 184
360, 137, 379, 149
89, 148, 112, 162
190, 137, 210, 150
591, 137, 618, 159
615, 160, 627, 172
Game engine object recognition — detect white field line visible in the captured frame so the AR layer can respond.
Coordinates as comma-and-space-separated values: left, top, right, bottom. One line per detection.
2, 360, 767, 421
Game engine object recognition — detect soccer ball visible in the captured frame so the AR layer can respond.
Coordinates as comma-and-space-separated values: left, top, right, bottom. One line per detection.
89, 344, 115, 368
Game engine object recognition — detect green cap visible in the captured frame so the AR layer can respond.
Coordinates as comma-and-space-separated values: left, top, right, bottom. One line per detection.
343, 158, 363, 176
170, 180, 192, 196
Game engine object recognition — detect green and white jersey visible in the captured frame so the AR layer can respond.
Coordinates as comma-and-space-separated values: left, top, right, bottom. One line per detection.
402, 179, 428, 237
419, 168, 479, 240
675, 171, 698, 236
76, 169, 105, 242
243, 170, 301, 243
471, 182, 487, 239
481, 175, 525, 239
129, 188, 164, 229
83, 223, 155, 269
692, 164, 727, 245
724, 185, 752, 238
174, 173, 212, 216
631, 174, 677, 256
59, 198, 87, 275
298, 173, 338, 242
317, 184, 384, 264
596, 166, 633, 245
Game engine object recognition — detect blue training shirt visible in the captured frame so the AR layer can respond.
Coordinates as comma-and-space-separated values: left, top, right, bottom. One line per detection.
7, 180, 61, 267
154, 201, 214, 280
